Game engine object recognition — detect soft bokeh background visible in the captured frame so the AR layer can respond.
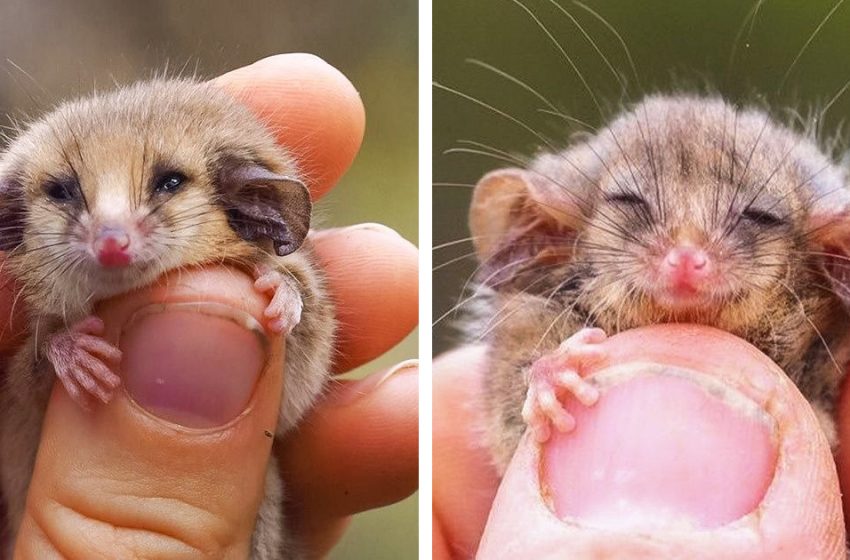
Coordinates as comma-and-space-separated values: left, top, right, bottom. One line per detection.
0, 1, 418, 558
434, 0, 850, 353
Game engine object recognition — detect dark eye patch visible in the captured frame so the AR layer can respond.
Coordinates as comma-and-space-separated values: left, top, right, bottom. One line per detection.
741, 207, 784, 227
42, 175, 80, 203
216, 159, 311, 257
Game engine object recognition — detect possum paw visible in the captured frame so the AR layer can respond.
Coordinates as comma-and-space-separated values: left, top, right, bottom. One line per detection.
45, 316, 122, 409
522, 327, 607, 442
253, 264, 303, 335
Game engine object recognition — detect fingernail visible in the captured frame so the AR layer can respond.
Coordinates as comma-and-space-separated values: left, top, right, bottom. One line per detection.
543, 367, 777, 531
334, 359, 418, 405
120, 302, 269, 429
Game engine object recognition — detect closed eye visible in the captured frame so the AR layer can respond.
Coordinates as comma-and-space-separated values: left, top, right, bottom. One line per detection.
741, 208, 784, 227
604, 192, 647, 206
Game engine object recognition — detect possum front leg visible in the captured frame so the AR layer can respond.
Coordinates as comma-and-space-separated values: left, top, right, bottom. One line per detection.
482, 293, 591, 474
248, 248, 335, 560
248, 260, 305, 559
0, 310, 119, 546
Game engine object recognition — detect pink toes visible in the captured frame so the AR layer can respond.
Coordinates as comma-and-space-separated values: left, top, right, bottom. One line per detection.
523, 384, 575, 442
252, 265, 304, 334
45, 316, 122, 409
522, 327, 608, 442
555, 371, 600, 407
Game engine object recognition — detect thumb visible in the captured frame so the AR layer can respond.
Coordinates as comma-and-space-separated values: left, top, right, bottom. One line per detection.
16, 266, 282, 559
477, 325, 845, 559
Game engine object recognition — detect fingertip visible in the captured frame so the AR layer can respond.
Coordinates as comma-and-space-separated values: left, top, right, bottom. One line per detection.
281, 360, 418, 521
311, 225, 418, 373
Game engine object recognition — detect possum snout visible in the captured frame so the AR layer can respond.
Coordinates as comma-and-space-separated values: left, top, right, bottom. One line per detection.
661, 245, 712, 293
92, 223, 135, 267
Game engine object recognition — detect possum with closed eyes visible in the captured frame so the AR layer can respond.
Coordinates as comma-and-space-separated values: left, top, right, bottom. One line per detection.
471, 94, 850, 472
0, 79, 335, 559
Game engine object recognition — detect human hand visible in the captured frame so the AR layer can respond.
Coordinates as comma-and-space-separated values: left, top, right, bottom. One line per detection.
1, 53, 418, 559
434, 325, 846, 559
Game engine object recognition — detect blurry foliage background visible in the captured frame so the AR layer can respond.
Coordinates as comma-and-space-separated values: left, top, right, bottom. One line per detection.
434, 0, 850, 354
0, 0, 417, 558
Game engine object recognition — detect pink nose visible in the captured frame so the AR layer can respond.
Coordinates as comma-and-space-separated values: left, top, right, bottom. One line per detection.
662, 246, 711, 290
94, 226, 132, 267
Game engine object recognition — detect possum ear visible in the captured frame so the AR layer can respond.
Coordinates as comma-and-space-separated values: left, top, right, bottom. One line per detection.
808, 180, 850, 308
469, 163, 593, 291
218, 162, 312, 256
0, 177, 26, 252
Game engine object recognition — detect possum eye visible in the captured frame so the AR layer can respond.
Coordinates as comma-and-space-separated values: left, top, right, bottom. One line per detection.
742, 207, 783, 227
153, 171, 187, 194
43, 177, 79, 202
604, 192, 647, 207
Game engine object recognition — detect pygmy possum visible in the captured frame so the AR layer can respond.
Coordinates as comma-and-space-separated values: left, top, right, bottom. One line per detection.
469, 95, 850, 472
0, 79, 335, 560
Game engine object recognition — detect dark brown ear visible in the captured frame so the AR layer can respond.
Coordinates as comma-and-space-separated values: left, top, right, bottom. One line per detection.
0, 177, 26, 252
218, 162, 311, 256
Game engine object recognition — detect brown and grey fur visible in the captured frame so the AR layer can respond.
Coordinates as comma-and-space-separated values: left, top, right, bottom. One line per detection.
0, 80, 335, 559
472, 95, 850, 472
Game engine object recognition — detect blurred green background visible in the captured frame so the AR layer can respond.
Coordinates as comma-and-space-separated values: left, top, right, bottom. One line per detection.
0, 0, 418, 558
434, 0, 850, 354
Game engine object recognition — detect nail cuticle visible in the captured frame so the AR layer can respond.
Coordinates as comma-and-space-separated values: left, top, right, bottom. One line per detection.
120, 301, 269, 352
124, 389, 257, 435
589, 362, 775, 428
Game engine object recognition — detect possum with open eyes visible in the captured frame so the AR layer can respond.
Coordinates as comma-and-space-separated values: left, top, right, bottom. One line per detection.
0, 79, 334, 559
471, 94, 850, 472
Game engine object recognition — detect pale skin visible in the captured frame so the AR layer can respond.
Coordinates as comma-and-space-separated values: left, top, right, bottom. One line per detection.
0, 54, 418, 558
434, 334, 850, 559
